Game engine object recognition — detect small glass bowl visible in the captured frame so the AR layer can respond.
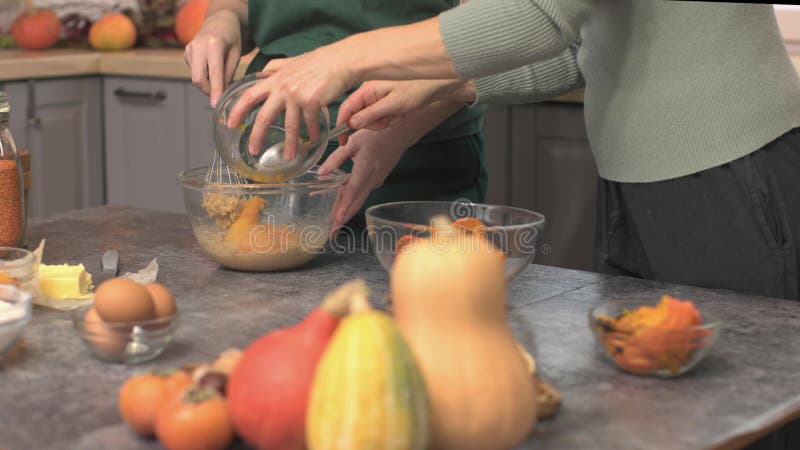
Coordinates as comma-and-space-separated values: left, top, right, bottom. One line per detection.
0, 284, 32, 361
0, 247, 36, 292
589, 300, 722, 377
71, 305, 179, 364
213, 72, 331, 182
365, 201, 545, 283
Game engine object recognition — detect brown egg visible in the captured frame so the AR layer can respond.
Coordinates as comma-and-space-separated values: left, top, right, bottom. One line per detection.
84, 307, 129, 356
143, 282, 176, 318
94, 278, 155, 323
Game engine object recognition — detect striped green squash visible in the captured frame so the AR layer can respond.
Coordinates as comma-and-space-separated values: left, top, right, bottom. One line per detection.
306, 293, 429, 450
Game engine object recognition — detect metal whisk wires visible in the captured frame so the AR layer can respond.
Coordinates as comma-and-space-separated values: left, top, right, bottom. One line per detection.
206, 152, 247, 186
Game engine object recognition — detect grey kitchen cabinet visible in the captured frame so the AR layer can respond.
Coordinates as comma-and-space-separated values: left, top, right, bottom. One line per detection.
104, 77, 186, 212
184, 84, 215, 169
103, 77, 215, 213
0, 77, 104, 218
483, 102, 597, 271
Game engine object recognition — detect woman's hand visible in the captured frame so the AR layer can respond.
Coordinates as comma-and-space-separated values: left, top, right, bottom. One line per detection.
318, 128, 412, 233
223, 16, 455, 160
184, 10, 244, 108
225, 45, 359, 159
337, 79, 476, 141
318, 100, 465, 232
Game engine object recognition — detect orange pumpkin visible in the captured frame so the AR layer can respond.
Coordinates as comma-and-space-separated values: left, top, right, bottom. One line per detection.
175, 0, 210, 45
10, 1, 61, 50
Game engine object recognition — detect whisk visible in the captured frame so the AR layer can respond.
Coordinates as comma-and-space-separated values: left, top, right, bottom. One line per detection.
203, 152, 248, 228
205, 151, 247, 185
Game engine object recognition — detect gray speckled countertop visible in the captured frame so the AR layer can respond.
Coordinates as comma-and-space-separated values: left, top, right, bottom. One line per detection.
2, 206, 799, 450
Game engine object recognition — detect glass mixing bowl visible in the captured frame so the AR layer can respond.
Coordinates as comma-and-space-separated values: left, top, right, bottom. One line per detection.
365, 201, 545, 282
213, 72, 331, 182
178, 166, 346, 272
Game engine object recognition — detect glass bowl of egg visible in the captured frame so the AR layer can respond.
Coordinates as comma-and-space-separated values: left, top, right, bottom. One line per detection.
71, 278, 178, 364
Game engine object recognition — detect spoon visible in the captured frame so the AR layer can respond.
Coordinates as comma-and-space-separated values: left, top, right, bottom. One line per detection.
256, 123, 353, 166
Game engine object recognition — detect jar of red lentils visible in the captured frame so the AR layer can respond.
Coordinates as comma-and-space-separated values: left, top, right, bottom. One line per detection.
0, 92, 26, 248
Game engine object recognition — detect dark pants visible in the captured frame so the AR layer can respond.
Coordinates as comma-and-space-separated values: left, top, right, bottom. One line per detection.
594, 127, 800, 300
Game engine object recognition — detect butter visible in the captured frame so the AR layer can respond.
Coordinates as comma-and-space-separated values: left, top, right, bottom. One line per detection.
39, 263, 93, 300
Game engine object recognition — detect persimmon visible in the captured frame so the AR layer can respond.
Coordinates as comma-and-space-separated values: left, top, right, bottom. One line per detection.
155, 386, 234, 450
164, 370, 193, 397
118, 370, 194, 436
118, 374, 169, 436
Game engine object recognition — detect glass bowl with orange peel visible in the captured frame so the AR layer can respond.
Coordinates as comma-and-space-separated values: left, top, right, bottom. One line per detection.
365, 201, 545, 282
589, 295, 722, 377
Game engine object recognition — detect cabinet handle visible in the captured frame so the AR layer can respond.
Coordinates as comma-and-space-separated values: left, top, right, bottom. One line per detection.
27, 117, 41, 127
113, 88, 167, 102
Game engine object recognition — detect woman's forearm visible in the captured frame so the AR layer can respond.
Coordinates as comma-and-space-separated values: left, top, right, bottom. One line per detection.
207, 0, 254, 53
333, 0, 594, 84
332, 18, 459, 82
394, 101, 468, 145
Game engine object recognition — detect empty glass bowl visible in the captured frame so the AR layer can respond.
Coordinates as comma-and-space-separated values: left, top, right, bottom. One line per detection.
213, 72, 331, 182
365, 201, 545, 282
72, 305, 179, 364
0, 284, 31, 361
589, 300, 722, 377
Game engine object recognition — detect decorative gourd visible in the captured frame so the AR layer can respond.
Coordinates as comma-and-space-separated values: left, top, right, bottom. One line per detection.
306, 284, 429, 450
175, 0, 209, 45
10, 0, 61, 50
226, 281, 357, 450
391, 227, 538, 450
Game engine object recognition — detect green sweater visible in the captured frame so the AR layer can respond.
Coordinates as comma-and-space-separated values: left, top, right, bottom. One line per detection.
440, 0, 800, 183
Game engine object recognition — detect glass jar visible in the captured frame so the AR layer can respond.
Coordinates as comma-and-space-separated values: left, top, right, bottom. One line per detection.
0, 92, 26, 248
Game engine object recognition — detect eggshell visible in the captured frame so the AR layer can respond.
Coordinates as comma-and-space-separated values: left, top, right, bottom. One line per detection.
94, 278, 155, 323
143, 282, 176, 318
84, 307, 129, 356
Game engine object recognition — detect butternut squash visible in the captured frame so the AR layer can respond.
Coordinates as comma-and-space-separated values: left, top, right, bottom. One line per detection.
306, 283, 429, 450
391, 229, 537, 450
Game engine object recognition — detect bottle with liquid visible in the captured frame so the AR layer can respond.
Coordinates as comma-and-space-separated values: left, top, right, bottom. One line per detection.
0, 91, 26, 248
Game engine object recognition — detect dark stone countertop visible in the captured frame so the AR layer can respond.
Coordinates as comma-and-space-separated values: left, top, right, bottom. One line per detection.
1, 206, 799, 450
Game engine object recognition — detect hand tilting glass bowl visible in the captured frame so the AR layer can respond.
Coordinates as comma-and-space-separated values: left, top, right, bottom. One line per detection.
365, 201, 545, 282
213, 72, 335, 183
178, 166, 346, 272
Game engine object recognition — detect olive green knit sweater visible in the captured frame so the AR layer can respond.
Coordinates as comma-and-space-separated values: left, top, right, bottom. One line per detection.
440, 0, 800, 182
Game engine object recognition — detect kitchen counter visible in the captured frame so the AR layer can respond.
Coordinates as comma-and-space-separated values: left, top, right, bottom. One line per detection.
0, 48, 594, 102
1, 206, 799, 449
2, 48, 799, 104
0, 48, 253, 81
